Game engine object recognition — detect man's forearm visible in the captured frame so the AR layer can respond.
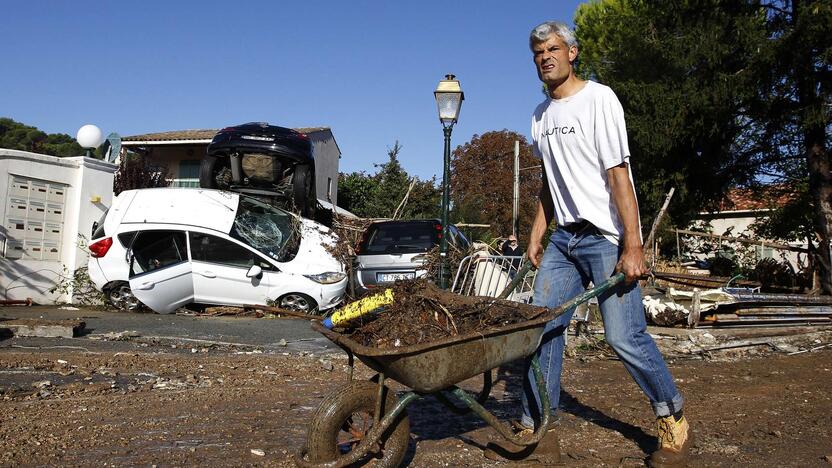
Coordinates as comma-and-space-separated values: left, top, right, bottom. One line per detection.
530, 183, 554, 244
607, 163, 642, 249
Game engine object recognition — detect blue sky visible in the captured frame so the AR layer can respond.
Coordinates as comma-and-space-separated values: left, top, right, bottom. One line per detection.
2, 0, 584, 180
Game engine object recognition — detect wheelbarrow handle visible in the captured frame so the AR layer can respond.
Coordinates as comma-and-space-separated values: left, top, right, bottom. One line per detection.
557, 272, 625, 312
497, 256, 535, 299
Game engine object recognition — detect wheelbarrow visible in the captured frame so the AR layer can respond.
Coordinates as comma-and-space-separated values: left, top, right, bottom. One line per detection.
296, 271, 626, 468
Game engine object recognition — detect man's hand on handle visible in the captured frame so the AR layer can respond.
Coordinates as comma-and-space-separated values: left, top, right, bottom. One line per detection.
616, 245, 648, 284
527, 241, 544, 269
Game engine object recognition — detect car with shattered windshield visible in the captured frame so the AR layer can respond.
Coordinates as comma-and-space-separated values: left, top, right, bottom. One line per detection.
87, 188, 346, 314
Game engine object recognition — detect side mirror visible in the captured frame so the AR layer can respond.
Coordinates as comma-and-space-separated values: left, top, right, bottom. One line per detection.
246, 265, 263, 279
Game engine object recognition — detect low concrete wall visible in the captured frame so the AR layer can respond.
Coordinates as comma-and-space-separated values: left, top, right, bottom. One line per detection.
0, 149, 116, 304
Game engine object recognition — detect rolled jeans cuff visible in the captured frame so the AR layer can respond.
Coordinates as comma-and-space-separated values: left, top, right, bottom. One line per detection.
651, 393, 685, 418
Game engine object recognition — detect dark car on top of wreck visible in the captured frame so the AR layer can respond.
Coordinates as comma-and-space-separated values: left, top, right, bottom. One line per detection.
199, 122, 317, 218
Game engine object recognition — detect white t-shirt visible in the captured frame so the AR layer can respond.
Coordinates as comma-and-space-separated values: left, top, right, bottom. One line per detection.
531, 80, 639, 245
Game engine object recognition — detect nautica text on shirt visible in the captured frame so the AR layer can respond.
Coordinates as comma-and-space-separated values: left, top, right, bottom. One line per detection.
543, 126, 576, 136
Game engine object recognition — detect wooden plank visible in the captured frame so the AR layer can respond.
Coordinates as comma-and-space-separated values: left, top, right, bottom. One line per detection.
645, 188, 675, 257
706, 316, 831, 324
652, 270, 760, 288
731, 306, 832, 316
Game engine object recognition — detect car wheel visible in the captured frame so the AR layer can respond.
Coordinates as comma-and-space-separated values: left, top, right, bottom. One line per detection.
106, 282, 142, 312
200, 154, 232, 190
278, 293, 318, 314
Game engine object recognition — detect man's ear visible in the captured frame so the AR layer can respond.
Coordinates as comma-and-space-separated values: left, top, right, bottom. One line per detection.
569, 45, 578, 64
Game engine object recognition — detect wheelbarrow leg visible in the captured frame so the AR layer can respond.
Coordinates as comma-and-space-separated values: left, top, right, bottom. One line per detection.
374, 373, 386, 425
434, 370, 493, 415
447, 354, 551, 447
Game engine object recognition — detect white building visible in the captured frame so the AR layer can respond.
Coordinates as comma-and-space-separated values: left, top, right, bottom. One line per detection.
688, 186, 807, 270
1, 149, 116, 303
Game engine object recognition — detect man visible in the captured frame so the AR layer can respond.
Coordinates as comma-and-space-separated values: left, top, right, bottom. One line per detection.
486, 21, 692, 467
501, 234, 523, 275
501, 234, 522, 257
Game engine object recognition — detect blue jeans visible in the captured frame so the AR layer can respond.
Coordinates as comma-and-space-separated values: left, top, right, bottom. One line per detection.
521, 228, 683, 428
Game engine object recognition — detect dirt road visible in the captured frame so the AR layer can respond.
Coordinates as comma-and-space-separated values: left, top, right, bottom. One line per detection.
2, 331, 830, 467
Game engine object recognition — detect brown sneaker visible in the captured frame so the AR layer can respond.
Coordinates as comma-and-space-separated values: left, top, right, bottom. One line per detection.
483, 424, 563, 465
648, 415, 693, 467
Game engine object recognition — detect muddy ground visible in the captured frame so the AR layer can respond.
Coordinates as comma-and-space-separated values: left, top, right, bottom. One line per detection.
1, 325, 831, 467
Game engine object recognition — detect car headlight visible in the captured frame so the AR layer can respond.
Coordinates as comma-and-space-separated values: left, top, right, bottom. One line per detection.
304, 272, 347, 284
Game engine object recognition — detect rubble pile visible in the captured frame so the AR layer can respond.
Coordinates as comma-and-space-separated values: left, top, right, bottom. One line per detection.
346, 279, 549, 348
644, 288, 832, 328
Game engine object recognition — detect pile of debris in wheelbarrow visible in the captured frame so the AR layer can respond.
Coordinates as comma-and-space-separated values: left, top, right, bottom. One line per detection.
346, 279, 548, 347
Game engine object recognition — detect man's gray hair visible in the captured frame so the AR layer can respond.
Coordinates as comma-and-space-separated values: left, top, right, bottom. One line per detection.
529, 21, 577, 49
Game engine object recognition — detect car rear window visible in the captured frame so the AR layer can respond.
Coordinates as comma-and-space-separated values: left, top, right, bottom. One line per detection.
118, 231, 139, 248
361, 223, 438, 254
91, 209, 108, 240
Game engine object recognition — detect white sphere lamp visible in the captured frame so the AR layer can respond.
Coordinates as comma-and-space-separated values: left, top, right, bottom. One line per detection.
76, 124, 104, 157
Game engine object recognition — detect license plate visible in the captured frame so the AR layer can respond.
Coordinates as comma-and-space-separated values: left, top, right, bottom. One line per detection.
377, 272, 415, 283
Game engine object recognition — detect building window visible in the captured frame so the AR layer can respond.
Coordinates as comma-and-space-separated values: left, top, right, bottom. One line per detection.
327, 177, 333, 202
3, 175, 67, 261
171, 160, 201, 188
755, 245, 775, 260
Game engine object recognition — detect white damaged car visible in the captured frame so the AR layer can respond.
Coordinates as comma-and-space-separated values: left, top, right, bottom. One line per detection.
87, 188, 347, 314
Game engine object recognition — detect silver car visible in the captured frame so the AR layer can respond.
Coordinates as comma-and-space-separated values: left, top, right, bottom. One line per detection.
353, 220, 470, 293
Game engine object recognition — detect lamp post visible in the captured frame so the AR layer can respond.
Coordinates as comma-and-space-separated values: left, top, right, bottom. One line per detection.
76, 124, 104, 158
434, 74, 464, 289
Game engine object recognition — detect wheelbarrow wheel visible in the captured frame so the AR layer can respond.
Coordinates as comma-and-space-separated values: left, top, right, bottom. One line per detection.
306, 381, 410, 467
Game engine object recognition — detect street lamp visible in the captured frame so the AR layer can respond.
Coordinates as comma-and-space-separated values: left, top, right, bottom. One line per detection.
434, 74, 464, 289
76, 124, 104, 158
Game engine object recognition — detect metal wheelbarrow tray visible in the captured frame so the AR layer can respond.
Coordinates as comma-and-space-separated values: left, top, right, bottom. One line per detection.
312, 312, 551, 392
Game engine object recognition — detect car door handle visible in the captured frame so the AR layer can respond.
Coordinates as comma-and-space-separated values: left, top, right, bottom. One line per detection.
136, 281, 154, 290
197, 271, 216, 278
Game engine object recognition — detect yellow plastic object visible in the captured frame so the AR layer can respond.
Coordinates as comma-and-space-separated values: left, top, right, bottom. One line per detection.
323, 289, 394, 328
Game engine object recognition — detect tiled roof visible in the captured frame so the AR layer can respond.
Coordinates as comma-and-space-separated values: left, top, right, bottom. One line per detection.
718, 185, 797, 212
122, 127, 330, 142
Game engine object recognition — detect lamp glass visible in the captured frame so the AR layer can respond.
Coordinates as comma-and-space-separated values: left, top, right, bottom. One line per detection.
76, 124, 104, 149
435, 92, 462, 123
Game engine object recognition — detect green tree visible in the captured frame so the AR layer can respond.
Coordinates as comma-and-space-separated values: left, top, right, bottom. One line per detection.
575, 0, 831, 289
403, 176, 442, 220
0, 118, 84, 156
368, 142, 412, 217
338, 171, 378, 216
747, 1, 832, 290
337, 141, 441, 219
575, 1, 768, 224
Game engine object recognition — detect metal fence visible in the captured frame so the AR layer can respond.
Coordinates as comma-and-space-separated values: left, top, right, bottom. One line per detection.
451, 255, 536, 303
